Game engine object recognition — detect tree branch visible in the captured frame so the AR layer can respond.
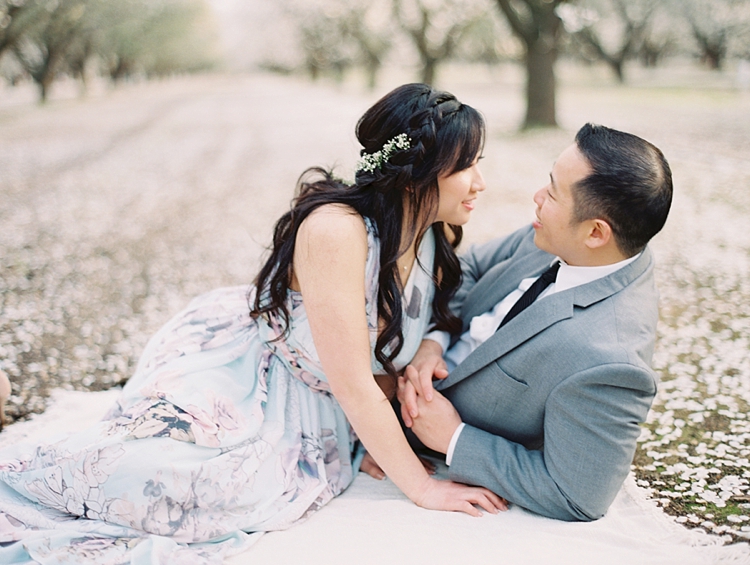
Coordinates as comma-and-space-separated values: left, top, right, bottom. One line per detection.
495, 0, 533, 44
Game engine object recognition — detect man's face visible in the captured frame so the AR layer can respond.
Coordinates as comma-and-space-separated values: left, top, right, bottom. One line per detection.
532, 143, 593, 265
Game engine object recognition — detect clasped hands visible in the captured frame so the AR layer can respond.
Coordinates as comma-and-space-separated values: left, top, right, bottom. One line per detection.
397, 339, 462, 455
360, 340, 461, 479
359, 341, 507, 516
361, 339, 462, 479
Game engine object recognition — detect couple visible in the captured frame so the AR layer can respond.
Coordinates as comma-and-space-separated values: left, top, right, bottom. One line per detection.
0, 83, 671, 563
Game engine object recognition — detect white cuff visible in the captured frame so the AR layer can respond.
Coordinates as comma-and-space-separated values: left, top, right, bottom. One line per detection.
423, 331, 449, 354
445, 422, 465, 466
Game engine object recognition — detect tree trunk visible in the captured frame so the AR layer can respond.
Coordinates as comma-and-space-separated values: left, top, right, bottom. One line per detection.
524, 40, 557, 128
421, 58, 437, 86
692, 28, 725, 71
110, 58, 131, 83
496, 0, 563, 130
77, 69, 88, 98
33, 56, 55, 104
365, 60, 379, 90
640, 43, 661, 68
307, 62, 320, 81
611, 59, 625, 83
703, 48, 723, 70
38, 75, 53, 104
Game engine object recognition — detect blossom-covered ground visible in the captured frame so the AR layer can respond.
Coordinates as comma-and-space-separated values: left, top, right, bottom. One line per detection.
1, 65, 749, 542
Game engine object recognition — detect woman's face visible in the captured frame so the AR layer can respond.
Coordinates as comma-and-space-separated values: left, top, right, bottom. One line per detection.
435, 155, 486, 225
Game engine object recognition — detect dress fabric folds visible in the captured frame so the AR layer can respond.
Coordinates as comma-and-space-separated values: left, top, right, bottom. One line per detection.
0, 218, 436, 565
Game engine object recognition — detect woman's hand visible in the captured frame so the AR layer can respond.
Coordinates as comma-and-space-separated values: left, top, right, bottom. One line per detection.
361, 453, 506, 516
412, 477, 508, 517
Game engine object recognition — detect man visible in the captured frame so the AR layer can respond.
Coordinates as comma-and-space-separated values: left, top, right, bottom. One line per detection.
398, 123, 673, 521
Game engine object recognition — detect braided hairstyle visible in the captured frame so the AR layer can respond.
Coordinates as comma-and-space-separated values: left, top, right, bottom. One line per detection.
251, 83, 485, 378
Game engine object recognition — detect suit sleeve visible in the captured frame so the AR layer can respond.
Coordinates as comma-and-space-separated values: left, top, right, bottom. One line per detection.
451, 224, 534, 313
447, 363, 657, 521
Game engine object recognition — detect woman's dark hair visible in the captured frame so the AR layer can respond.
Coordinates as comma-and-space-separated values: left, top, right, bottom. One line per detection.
250, 83, 485, 377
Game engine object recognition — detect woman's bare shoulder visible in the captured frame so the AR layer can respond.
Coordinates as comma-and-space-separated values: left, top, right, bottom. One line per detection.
297, 204, 368, 247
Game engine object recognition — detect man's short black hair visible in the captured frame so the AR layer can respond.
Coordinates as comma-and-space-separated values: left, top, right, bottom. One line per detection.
572, 123, 673, 257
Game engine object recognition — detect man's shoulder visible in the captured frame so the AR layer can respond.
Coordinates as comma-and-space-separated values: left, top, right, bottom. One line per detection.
560, 258, 659, 376
571, 247, 657, 308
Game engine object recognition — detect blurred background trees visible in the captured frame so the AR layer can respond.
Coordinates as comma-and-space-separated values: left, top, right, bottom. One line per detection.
0, 0, 218, 102
681, 0, 750, 70
11, 0, 94, 102
559, 0, 657, 83
392, 0, 493, 85
1, 0, 749, 125
269, 0, 750, 128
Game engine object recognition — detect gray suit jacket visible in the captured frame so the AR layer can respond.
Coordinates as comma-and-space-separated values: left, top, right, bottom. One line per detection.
436, 224, 659, 521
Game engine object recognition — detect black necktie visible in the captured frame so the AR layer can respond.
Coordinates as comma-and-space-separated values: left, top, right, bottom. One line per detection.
498, 262, 561, 329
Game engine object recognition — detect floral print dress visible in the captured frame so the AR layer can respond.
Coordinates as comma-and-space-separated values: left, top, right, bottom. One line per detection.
0, 218, 436, 565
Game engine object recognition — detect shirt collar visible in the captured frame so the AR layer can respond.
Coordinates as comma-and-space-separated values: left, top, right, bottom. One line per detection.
553, 252, 641, 294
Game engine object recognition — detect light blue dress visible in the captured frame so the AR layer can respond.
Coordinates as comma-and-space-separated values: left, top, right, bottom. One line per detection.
0, 218, 436, 565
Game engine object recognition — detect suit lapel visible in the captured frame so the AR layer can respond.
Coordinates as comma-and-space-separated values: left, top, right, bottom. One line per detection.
460, 249, 553, 331
437, 247, 655, 391
439, 291, 574, 389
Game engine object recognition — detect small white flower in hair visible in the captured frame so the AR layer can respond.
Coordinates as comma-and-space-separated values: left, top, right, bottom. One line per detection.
356, 133, 411, 174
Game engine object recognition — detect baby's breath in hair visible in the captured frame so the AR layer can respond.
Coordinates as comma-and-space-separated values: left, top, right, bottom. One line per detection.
356, 133, 411, 173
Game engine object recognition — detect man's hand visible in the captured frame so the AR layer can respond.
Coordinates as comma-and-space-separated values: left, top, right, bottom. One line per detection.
400, 339, 448, 425
397, 383, 462, 455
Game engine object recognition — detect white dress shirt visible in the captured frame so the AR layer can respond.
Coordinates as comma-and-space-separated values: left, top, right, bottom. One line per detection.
423, 253, 640, 465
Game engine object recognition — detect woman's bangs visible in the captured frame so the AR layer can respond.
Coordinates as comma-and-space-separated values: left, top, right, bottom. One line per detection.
440, 108, 485, 176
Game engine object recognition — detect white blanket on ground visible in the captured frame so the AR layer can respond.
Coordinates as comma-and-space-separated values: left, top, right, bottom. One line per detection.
1, 389, 748, 565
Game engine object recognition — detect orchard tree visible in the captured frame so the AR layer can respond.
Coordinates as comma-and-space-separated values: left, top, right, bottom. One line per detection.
393, 0, 491, 86
283, 0, 356, 82
283, 0, 395, 86
0, 0, 43, 56
8, 0, 217, 100
95, 0, 144, 82
137, 0, 218, 78
494, 0, 570, 128
681, 0, 750, 70
454, 8, 516, 67
11, 0, 92, 102
339, 1, 393, 89
97, 0, 218, 83
637, 7, 677, 68
559, 0, 656, 82
685, 0, 728, 69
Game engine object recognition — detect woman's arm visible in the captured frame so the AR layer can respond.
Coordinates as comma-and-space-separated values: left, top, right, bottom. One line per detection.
294, 205, 504, 516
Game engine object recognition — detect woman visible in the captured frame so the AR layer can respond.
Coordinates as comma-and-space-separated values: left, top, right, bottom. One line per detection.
0, 84, 502, 564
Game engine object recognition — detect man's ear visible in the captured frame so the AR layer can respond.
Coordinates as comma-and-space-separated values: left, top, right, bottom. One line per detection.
584, 219, 613, 250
